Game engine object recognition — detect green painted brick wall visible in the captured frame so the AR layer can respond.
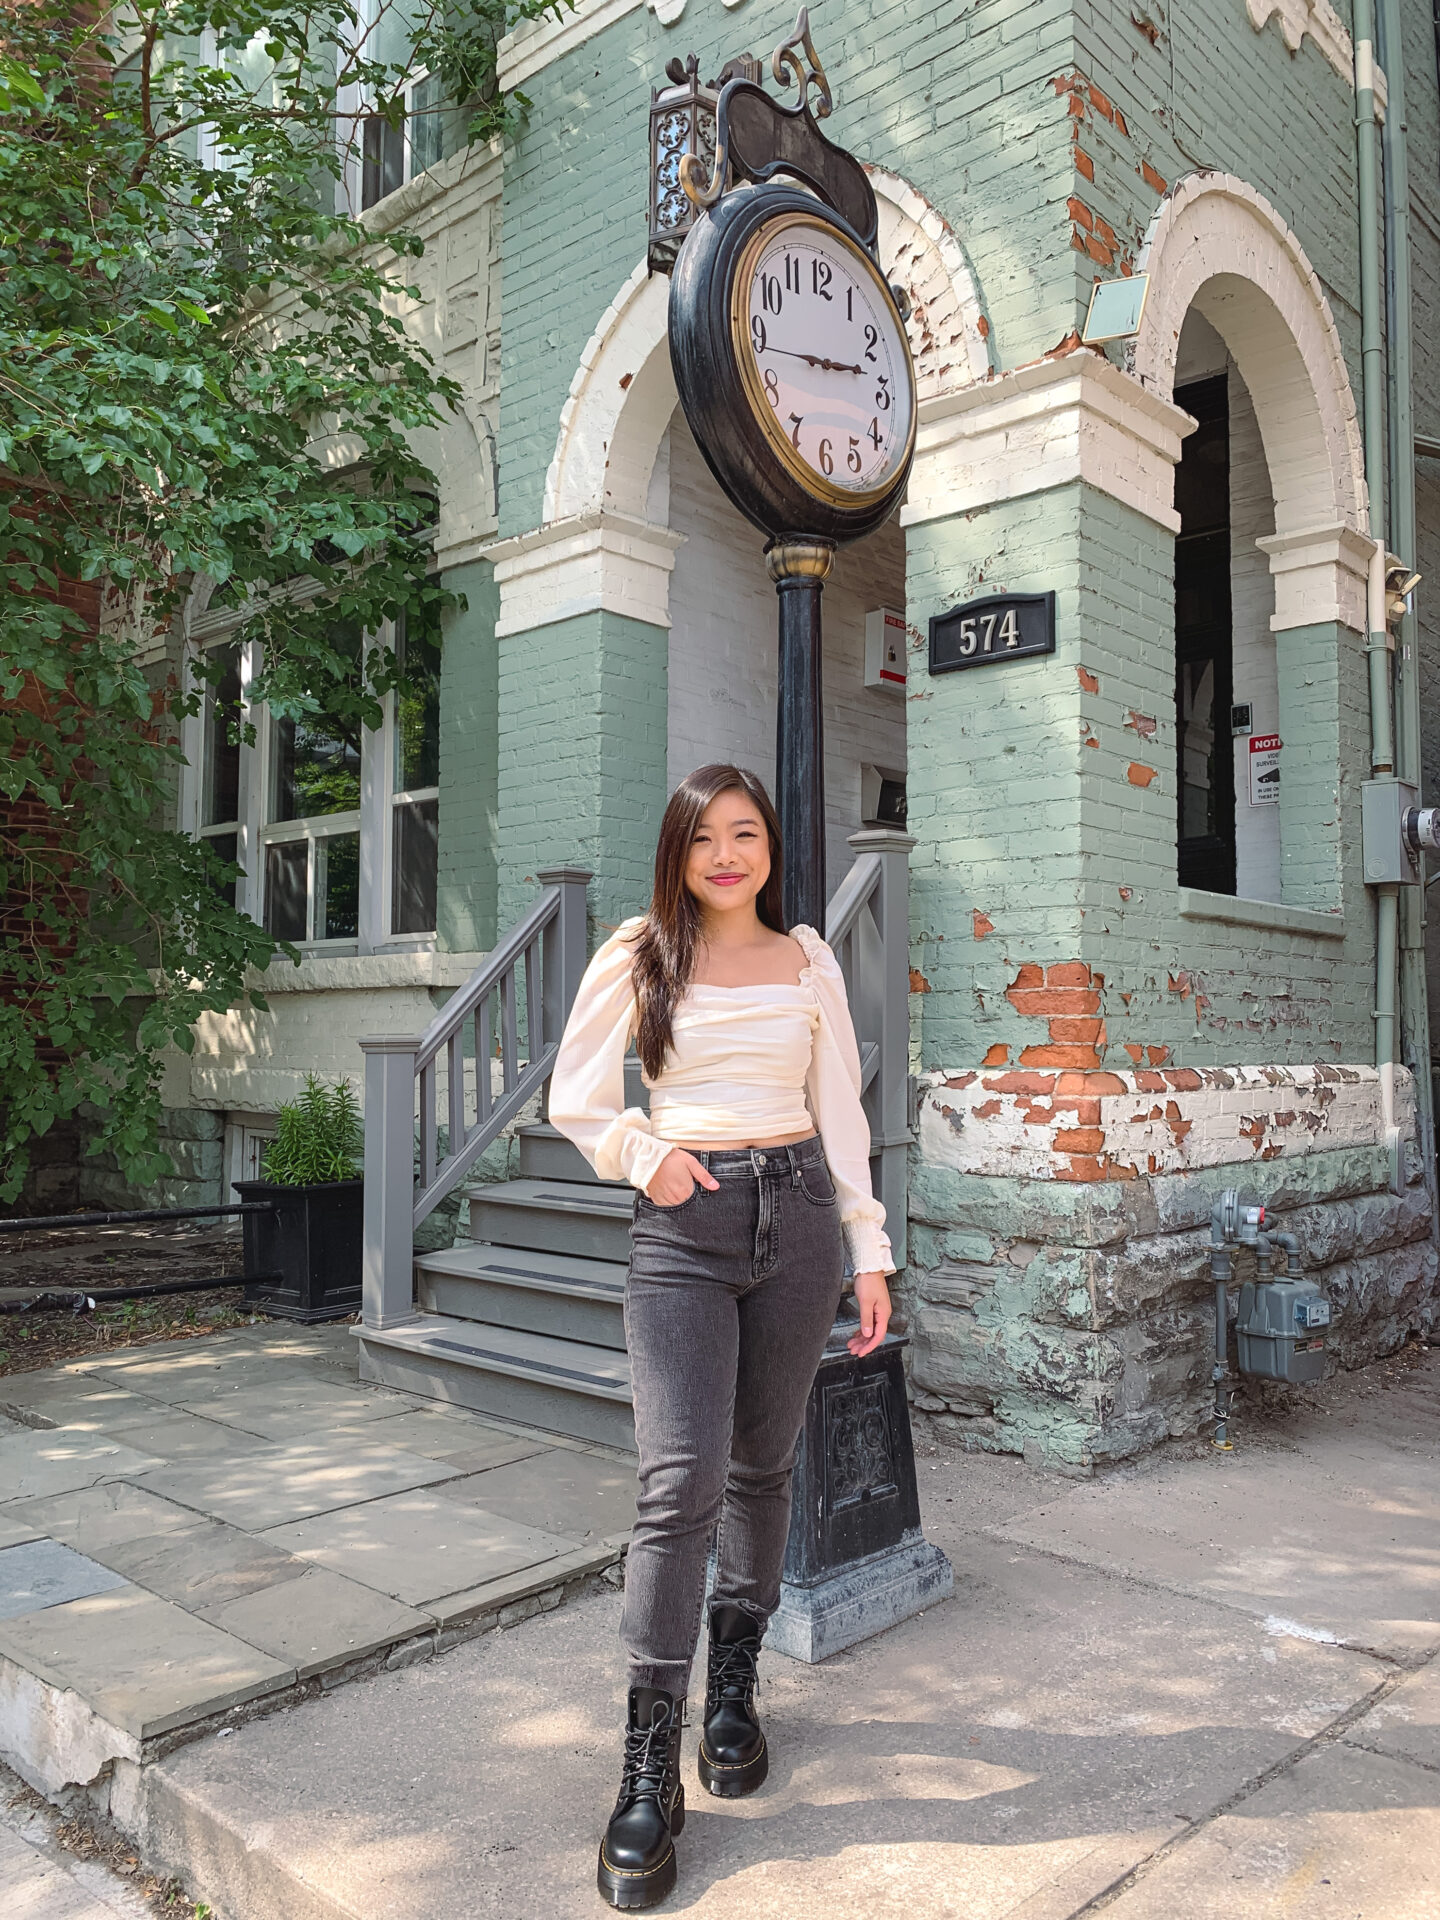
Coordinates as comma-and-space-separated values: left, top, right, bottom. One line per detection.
496, 609, 669, 939
436, 559, 500, 954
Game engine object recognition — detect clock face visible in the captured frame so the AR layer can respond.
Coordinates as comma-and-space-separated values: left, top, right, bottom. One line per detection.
733, 213, 915, 506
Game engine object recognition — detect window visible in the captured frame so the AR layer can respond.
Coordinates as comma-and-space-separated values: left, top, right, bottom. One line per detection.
199, 644, 243, 906
360, 70, 447, 209
186, 606, 441, 951
1174, 375, 1236, 895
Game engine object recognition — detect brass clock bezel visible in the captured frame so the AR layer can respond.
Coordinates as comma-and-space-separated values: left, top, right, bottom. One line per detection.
728, 210, 916, 513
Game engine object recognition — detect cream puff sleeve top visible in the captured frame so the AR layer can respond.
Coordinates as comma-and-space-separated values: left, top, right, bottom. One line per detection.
548, 918, 895, 1276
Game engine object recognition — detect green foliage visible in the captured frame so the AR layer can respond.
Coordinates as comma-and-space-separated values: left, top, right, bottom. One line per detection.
262, 1074, 362, 1186
0, 0, 558, 1202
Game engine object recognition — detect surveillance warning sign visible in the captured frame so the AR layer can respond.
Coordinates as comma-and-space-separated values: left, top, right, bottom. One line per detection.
1248, 734, 1282, 807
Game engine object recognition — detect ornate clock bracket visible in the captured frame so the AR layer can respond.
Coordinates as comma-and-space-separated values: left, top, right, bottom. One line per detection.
679, 7, 879, 257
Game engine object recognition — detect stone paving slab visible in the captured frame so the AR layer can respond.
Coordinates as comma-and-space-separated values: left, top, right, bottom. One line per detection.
0, 1376, 153, 1429
0, 1540, 128, 1622
352, 1408, 552, 1468
261, 1490, 581, 1609
174, 1378, 419, 1441
995, 1441, 1440, 1661
1099, 1740, 1440, 1918
1345, 1658, 1440, 1771
4, 1484, 205, 1557
435, 1449, 636, 1542
96, 1519, 309, 1612
0, 1435, 163, 1502
91, 1409, 275, 1461
197, 1567, 432, 1680
0, 1508, 45, 1550
134, 1531, 1388, 1920
133, 1437, 460, 1531
0, 1583, 294, 1739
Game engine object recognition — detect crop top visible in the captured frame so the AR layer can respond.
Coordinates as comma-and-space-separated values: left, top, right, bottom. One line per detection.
548, 918, 894, 1276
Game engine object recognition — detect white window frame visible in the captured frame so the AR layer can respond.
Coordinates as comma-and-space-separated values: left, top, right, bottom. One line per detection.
180, 604, 439, 956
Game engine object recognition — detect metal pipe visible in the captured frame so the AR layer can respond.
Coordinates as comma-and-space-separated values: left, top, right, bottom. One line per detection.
0, 1202, 269, 1235
1378, 0, 1439, 1239
1270, 1229, 1301, 1278
1210, 1197, 1235, 1449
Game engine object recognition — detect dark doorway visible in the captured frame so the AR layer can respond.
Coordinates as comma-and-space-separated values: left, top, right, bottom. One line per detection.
1174, 374, 1235, 895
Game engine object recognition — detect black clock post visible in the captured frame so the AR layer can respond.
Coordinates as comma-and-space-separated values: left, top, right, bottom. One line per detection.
662, 9, 952, 1660
769, 539, 833, 930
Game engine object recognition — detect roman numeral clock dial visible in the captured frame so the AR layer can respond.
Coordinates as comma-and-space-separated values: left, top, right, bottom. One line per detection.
735, 214, 913, 509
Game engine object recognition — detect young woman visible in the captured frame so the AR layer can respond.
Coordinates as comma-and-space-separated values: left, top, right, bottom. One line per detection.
548, 763, 894, 1911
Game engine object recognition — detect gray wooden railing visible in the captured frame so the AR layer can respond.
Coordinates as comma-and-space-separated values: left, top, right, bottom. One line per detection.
825, 828, 915, 1269
358, 866, 590, 1329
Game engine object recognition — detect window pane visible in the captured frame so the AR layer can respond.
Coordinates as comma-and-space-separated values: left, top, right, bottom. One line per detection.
410, 73, 445, 175
271, 712, 361, 821
392, 798, 438, 934
203, 831, 238, 910
265, 840, 308, 941
319, 832, 361, 941
203, 646, 242, 828
362, 113, 404, 208
395, 614, 441, 792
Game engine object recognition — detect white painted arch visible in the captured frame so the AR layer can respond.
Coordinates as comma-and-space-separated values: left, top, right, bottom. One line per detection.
1133, 173, 1368, 545
540, 171, 992, 529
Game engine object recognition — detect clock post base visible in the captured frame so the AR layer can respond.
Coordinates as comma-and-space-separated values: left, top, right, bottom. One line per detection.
768, 538, 834, 933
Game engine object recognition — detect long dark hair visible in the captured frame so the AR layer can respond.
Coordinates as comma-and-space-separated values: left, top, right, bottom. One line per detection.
630, 764, 786, 1079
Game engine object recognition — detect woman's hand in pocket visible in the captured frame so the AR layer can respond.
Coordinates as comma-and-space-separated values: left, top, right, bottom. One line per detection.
645, 1149, 720, 1208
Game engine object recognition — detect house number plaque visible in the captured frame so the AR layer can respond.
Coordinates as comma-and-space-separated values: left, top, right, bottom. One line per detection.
928, 591, 1055, 674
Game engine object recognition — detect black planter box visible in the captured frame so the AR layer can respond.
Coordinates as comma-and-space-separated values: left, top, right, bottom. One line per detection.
234, 1178, 364, 1323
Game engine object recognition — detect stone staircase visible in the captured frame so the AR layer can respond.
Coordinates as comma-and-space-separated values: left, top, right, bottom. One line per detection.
359, 1120, 639, 1448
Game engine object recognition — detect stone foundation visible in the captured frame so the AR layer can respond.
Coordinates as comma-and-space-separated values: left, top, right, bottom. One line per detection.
903, 1064, 1438, 1468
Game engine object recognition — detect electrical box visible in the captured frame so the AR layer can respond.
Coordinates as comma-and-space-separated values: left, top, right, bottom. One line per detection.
1235, 1278, 1331, 1384
1362, 778, 1421, 885
865, 608, 907, 694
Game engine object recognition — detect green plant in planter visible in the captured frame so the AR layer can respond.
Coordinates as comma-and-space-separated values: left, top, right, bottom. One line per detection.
263, 1078, 362, 1188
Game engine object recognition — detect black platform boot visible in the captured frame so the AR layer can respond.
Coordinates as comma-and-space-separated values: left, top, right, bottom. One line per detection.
697, 1601, 768, 1798
596, 1687, 685, 1909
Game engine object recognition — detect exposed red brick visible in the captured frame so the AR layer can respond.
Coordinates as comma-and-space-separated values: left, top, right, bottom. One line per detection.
1083, 233, 1115, 266
1087, 84, 1115, 119
1020, 1043, 1104, 1069
945, 1072, 978, 1089
1007, 987, 1101, 1017
618, 372, 633, 390
1068, 196, 1094, 230
973, 909, 994, 940
1123, 1042, 1145, 1064
976, 314, 990, 338
1048, 1016, 1106, 1046
909, 967, 931, 993
1056, 1069, 1127, 1095
1166, 1068, 1203, 1090
1076, 146, 1095, 182
1009, 962, 1044, 990
1140, 159, 1167, 193
1168, 971, 1192, 999
1077, 665, 1100, 692
1124, 709, 1157, 739
1132, 13, 1160, 46
982, 1043, 1009, 1067
1127, 762, 1157, 787
1134, 1070, 1168, 1092
1045, 961, 1093, 987
1113, 109, 1129, 137
1055, 1127, 1106, 1154
1146, 1045, 1170, 1066
985, 1071, 1056, 1096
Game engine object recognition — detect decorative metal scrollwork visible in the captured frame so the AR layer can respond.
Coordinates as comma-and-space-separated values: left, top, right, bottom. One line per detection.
824, 1377, 898, 1511
771, 6, 832, 120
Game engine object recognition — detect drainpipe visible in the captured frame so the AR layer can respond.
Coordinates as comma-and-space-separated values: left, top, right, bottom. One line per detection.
1378, 0, 1440, 1233
1354, 3, 1403, 1191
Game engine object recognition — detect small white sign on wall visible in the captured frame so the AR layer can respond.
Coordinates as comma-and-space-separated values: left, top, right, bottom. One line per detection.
1249, 733, 1282, 806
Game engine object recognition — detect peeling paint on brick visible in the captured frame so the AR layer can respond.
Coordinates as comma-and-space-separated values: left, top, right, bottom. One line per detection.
1126, 762, 1157, 786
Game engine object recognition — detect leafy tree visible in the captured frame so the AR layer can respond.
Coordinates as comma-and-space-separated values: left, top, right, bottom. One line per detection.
0, 0, 553, 1204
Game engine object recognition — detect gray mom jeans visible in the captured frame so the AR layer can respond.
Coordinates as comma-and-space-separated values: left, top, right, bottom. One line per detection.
622, 1134, 845, 1697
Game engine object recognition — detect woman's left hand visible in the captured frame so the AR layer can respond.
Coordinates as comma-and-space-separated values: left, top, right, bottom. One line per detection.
848, 1272, 891, 1356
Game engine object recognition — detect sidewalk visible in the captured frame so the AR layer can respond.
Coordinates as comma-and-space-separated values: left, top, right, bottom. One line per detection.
107, 1343, 1439, 1919
0, 1323, 635, 1795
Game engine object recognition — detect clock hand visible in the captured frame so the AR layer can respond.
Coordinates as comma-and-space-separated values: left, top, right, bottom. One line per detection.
765, 346, 865, 375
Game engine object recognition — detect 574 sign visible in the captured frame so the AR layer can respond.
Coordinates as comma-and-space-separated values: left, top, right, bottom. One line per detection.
929, 591, 1055, 674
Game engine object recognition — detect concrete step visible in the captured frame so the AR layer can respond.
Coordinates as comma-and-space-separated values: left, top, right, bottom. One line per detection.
462, 1178, 635, 1264
356, 1313, 635, 1450
415, 1243, 627, 1351
515, 1123, 609, 1184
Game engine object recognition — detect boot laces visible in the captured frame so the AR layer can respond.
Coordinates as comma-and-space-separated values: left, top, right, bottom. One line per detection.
706, 1638, 759, 1717
619, 1707, 673, 1804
